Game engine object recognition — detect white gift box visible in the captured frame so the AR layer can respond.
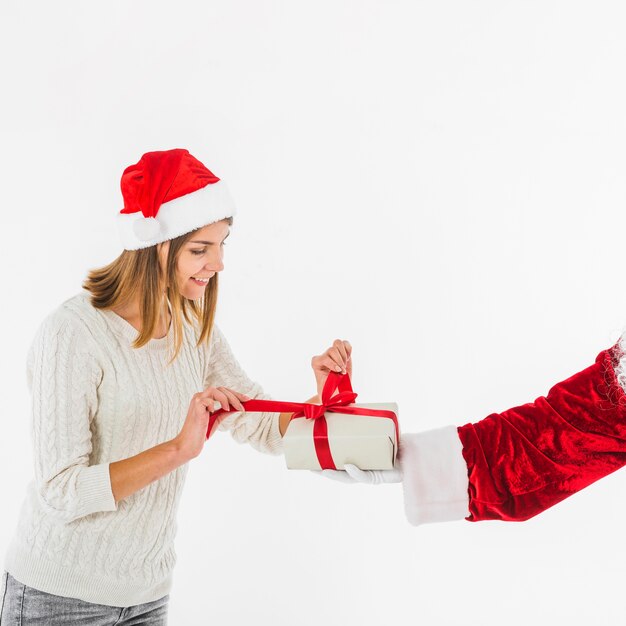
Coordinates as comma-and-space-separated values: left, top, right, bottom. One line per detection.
283, 402, 399, 470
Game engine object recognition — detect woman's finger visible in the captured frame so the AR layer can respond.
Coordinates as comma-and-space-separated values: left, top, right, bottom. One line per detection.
212, 389, 231, 411
221, 388, 251, 406
324, 354, 345, 374
230, 389, 252, 402
219, 387, 245, 412
200, 387, 234, 411
327, 347, 347, 372
311, 354, 326, 371
196, 396, 215, 412
333, 339, 349, 365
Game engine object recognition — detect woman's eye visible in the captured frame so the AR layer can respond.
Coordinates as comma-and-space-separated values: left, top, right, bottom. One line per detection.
191, 242, 226, 255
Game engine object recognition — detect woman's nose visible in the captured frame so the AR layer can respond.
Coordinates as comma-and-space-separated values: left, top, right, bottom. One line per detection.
206, 258, 224, 272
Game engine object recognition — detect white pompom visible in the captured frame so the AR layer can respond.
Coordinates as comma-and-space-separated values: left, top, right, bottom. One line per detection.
133, 217, 161, 241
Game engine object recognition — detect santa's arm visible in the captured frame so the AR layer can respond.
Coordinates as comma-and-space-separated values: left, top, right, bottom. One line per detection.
401, 343, 626, 525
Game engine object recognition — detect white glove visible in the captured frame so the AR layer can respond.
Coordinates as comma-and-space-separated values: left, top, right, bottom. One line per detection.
311, 457, 403, 485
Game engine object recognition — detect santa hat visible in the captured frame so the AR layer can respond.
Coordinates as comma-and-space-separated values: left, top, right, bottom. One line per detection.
117, 148, 236, 250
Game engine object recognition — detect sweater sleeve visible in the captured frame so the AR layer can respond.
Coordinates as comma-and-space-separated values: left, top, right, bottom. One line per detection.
204, 323, 283, 455
400, 343, 626, 525
27, 312, 118, 524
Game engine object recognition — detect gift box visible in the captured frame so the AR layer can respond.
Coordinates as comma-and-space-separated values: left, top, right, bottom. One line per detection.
283, 401, 399, 470
205, 369, 400, 471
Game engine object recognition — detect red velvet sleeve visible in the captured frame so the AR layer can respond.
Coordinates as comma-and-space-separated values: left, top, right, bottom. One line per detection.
457, 343, 626, 522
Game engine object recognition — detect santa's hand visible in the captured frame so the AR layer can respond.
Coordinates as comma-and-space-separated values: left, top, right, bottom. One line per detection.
312, 459, 403, 485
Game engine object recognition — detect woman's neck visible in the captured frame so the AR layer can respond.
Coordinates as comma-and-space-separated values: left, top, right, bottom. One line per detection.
111, 297, 171, 339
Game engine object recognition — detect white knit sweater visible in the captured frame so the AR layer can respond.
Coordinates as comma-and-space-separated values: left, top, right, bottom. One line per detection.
2, 290, 283, 607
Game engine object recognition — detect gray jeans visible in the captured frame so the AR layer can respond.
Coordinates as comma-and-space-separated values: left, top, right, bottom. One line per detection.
0, 571, 169, 625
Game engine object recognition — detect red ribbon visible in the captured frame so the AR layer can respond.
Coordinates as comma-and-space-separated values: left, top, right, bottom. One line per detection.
205, 371, 399, 470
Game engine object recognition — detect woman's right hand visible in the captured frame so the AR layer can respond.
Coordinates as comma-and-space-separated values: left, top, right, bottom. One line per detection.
173, 386, 251, 461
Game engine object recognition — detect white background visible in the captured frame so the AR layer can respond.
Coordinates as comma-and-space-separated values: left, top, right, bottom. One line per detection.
2, 2, 626, 624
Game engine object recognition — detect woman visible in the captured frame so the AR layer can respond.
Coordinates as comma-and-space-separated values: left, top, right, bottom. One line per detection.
320, 339, 626, 526
0, 148, 352, 624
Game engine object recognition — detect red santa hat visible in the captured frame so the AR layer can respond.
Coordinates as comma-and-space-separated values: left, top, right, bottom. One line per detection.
117, 148, 236, 250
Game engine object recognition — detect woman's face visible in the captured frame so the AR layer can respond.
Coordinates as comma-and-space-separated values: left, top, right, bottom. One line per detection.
169, 220, 230, 300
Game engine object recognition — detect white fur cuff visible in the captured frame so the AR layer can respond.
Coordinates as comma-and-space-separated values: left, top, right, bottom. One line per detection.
400, 425, 470, 525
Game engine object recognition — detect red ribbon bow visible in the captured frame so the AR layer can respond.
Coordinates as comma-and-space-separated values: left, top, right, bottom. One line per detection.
206, 371, 399, 470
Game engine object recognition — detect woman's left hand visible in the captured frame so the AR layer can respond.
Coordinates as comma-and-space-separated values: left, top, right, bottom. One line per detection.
311, 339, 352, 398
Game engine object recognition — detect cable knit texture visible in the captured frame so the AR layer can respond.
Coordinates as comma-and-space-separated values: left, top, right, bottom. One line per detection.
2, 290, 282, 607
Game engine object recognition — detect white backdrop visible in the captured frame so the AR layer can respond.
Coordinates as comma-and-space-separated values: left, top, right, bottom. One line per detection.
2, 2, 626, 624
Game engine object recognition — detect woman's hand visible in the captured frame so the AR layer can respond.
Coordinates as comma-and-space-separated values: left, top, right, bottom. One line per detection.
311, 339, 352, 398
173, 386, 251, 461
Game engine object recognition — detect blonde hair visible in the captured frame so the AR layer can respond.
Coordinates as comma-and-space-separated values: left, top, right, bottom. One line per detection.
82, 217, 234, 366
